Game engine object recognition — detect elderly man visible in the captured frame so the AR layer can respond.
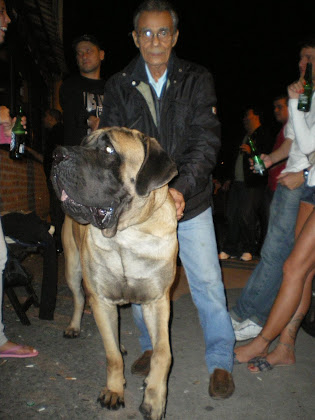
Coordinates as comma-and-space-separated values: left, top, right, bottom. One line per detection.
100, 0, 235, 399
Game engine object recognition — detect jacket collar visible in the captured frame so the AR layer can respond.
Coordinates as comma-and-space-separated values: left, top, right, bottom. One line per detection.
126, 52, 177, 84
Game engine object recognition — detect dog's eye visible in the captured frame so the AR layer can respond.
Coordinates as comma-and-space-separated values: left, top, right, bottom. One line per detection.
105, 145, 115, 154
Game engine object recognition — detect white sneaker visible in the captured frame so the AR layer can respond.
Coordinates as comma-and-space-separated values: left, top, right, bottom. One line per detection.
240, 252, 253, 261
234, 319, 262, 341
230, 317, 243, 329
218, 251, 230, 260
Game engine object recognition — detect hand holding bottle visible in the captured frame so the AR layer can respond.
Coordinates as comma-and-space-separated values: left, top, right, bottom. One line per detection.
239, 143, 251, 154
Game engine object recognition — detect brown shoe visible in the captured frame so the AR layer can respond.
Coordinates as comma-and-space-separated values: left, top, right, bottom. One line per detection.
209, 368, 235, 399
131, 350, 153, 376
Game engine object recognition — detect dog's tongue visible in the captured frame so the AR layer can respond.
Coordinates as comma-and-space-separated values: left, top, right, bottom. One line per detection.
61, 190, 68, 202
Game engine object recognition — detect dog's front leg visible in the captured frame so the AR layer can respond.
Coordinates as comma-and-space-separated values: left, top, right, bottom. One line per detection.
90, 297, 125, 410
140, 295, 172, 420
62, 216, 85, 338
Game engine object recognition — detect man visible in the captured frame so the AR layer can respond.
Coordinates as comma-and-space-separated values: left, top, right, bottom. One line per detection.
59, 34, 105, 146
219, 106, 272, 262
43, 109, 64, 253
264, 95, 289, 219
231, 39, 315, 342
100, 0, 235, 400
0, 0, 38, 358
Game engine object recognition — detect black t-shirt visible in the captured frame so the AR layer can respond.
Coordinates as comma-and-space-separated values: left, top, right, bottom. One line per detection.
43, 122, 64, 179
59, 74, 105, 146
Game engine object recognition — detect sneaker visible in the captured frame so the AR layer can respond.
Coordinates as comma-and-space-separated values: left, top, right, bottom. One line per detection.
234, 319, 262, 341
240, 252, 253, 261
218, 252, 231, 260
230, 316, 243, 329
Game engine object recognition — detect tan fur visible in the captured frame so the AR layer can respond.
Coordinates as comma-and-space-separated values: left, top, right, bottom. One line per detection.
62, 128, 178, 420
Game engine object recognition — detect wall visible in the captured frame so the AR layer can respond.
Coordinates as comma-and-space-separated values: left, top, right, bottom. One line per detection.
0, 148, 50, 219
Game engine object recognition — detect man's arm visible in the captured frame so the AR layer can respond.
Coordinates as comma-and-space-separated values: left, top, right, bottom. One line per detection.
169, 70, 221, 201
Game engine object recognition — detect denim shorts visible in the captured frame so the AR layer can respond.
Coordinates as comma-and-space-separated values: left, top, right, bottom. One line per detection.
301, 183, 315, 205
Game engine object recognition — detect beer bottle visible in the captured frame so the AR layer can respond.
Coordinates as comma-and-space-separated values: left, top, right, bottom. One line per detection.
297, 62, 313, 112
248, 137, 266, 176
10, 106, 26, 160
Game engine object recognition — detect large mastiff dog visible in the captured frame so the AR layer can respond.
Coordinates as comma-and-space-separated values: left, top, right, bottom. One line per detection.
51, 127, 178, 420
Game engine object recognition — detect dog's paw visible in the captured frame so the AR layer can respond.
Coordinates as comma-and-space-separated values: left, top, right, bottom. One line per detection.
139, 401, 164, 420
98, 387, 125, 410
63, 327, 80, 338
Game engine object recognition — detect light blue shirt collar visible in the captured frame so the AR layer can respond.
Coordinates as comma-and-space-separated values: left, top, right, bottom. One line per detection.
145, 64, 167, 98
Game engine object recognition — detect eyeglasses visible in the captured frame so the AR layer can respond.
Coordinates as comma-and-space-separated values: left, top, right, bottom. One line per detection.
137, 28, 173, 42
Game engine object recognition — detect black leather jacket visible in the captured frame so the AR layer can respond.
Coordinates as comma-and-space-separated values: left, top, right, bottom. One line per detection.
100, 53, 221, 221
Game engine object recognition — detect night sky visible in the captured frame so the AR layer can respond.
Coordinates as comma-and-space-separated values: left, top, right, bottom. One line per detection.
63, 1, 314, 152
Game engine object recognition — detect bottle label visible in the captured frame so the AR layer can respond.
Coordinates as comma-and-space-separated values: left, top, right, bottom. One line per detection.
19, 143, 25, 154
254, 161, 265, 175
10, 133, 16, 151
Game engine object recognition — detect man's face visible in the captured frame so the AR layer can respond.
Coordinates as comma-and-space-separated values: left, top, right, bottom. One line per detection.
75, 41, 104, 76
273, 98, 288, 125
0, 0, 11, 45
132, 11, 179, 75
299, 47, 315, 82
243, 109, 260, 133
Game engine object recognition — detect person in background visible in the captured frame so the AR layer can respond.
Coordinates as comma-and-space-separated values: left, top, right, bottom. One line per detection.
43, 109, 64, 253
100, 0, 235, 399
0, 0, 38, 358
59, 34, 105, 146
234, 42, 315, 370
218, 106, 273, 262
230, 40, 314, 342
264, 95, 289, 219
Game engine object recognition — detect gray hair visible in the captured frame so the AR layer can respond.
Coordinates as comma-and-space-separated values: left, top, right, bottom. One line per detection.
133, 0, 179, 33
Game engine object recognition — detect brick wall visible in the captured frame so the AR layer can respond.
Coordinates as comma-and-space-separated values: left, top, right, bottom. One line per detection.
0, 149, 50, 219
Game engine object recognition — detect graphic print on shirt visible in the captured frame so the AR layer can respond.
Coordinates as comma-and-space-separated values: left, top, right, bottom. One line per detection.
83, 92, 104, 135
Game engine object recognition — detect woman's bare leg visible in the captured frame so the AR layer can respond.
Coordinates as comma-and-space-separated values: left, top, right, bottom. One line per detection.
235, 202, 315, 363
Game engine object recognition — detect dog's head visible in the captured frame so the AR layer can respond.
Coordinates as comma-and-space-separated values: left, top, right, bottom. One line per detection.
51, 127, 177, 237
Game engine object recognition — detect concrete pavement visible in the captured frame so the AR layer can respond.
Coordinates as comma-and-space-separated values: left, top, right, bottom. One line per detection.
0, 253, 314, 420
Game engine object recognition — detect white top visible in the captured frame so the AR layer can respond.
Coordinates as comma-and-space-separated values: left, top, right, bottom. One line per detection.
282, 93, 315, 186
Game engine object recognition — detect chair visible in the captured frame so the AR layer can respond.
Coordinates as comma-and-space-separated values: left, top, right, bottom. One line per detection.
3, 245, 40, 325
2, 212, 58, 324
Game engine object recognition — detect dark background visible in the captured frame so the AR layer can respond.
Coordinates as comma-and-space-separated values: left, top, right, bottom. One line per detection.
63, 1, 314, 157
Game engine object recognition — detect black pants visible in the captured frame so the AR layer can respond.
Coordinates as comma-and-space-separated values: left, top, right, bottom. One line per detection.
222, 181, 268, 256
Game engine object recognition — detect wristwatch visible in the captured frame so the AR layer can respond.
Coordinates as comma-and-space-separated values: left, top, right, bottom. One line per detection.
303, 168, 309, 181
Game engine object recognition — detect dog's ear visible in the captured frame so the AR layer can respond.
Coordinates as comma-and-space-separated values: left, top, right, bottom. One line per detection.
136, 135, 178, 196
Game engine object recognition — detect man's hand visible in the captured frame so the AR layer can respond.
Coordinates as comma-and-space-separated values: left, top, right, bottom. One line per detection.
277, 171, 304, 190
169, 188, 185, 221
87, 115, 100, 131
221, 179, 231, 192
239, 144, 251, 154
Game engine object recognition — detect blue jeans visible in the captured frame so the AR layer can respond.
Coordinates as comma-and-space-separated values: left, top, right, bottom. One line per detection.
230, 183, 305, 326
132, 207, 235, 374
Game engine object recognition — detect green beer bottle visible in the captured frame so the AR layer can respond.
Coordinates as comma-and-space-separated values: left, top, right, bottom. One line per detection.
248, 137, 266, 176
10, 106, 26, 160
297, 62, 313, 112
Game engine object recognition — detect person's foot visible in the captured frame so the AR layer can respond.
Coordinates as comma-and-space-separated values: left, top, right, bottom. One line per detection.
218, 251, 231, 260
0, 341, 38, 358
209, 368, 235, 399
234, 319, 262, 341
248, 341, 295, 373
240, 252, 253, 261
131, 350, 153, 376
231, 316, 244, 329
234, 335, 269, 364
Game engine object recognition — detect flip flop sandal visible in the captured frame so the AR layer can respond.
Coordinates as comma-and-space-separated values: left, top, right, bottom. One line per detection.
0, 345, 38, 358
248, 357, 273, 373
